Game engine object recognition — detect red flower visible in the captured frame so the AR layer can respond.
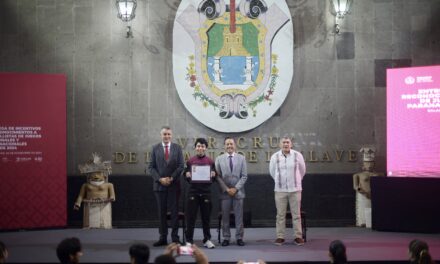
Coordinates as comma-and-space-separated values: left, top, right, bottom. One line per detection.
190, 75, 196, 81
190, 82, 196, 87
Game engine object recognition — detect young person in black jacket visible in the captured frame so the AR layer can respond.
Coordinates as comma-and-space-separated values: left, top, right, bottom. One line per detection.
184, 138, 227, 249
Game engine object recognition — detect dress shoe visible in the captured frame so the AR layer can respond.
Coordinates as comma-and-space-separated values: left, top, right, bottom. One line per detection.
274, 238, 285, 246
153, 240, 168, 247
221, 240, 230, 246
236, 239, 245, 246
294, 237, 305, 246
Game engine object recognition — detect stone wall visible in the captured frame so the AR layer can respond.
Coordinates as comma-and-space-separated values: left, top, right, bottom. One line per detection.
1, 0, 439, 175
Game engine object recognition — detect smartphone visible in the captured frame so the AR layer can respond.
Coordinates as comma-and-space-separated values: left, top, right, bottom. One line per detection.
178, 246, 194, 256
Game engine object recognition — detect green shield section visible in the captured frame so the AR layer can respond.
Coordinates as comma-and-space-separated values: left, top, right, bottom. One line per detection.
206, 22, 259, 57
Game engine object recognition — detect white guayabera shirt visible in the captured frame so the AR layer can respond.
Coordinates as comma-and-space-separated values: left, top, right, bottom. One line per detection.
269, 149, 306, 192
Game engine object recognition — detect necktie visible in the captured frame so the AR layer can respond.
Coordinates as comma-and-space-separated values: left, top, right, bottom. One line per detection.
165, 145, 169, 161
229, 155, 233, 171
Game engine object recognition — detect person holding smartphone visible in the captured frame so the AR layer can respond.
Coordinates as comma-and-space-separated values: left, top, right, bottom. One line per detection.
184, 138, 227, 249
157, 243, 209, 264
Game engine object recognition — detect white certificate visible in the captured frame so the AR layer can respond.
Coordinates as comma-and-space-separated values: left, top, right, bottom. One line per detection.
191, 165, 211, 182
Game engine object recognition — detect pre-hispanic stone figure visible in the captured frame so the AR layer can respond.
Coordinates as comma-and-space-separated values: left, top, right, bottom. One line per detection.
353, 147, 383, 227
74, 153, 115, 229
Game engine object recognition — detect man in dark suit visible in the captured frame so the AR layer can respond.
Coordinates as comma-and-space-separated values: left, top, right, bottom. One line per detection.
148, 126, 184, 246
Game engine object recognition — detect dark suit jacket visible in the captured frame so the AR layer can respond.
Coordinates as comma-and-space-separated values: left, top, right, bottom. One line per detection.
148, 142, 184, 192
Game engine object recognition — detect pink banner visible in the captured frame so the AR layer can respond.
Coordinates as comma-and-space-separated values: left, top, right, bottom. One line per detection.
0, 73, 67, 229
387, 65, 440, 177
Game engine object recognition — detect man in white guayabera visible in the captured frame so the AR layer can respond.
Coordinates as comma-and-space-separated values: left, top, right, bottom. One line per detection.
269, 135, 306, 246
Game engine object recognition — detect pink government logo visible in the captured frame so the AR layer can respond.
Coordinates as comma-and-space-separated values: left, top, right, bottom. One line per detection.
404, 76, 415, 85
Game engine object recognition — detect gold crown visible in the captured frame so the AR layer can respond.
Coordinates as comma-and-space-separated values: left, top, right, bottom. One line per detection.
78, 153, 112, 175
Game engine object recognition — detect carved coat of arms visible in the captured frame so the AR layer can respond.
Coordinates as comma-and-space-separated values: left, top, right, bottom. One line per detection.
173, 0, 293, 132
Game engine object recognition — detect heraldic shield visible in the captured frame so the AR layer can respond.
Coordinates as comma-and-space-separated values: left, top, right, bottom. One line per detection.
173, 0, 294, 132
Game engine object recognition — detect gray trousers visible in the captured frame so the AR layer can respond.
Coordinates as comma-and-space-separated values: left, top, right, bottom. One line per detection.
221, 198, 244, 240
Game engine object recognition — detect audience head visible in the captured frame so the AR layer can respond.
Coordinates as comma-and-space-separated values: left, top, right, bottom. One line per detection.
129, 243, 150, 264
0, 241, 8, 264
56, 237, 82, 264
328, 240, 347, 264
408, 239, 434, 264
154, 254, 176, 264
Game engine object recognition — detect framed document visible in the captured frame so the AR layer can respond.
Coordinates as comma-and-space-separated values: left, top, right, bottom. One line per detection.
191, 165, 211, 182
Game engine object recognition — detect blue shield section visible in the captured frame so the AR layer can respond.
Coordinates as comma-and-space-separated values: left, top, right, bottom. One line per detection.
207, 56, 259, 85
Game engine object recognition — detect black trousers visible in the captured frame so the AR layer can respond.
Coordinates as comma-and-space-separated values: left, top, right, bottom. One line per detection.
154, 189, 179, 241
185, 193, 212, 242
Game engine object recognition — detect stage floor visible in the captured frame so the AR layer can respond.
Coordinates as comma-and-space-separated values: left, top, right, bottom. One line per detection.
0, 227, 439, 263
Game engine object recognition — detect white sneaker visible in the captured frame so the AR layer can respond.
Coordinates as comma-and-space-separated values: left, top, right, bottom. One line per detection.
203, 240, 215, 249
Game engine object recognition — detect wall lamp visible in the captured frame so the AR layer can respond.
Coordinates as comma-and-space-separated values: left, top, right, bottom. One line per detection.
116, 0, 137, 38
330, 0, 352, 34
